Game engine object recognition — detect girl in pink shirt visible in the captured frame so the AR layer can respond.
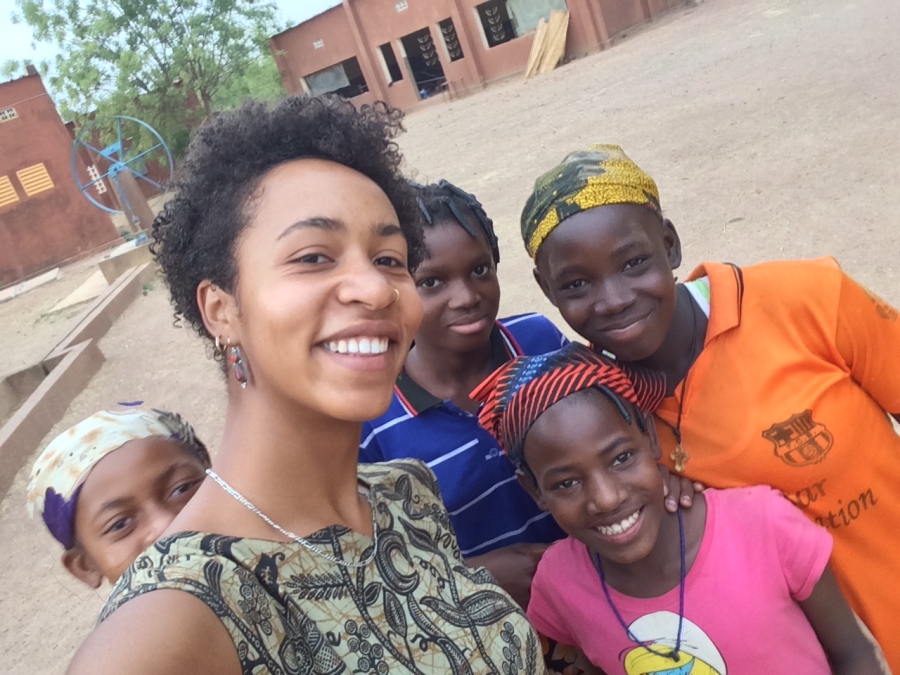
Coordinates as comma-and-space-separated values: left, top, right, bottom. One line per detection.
471, 343, 884, 675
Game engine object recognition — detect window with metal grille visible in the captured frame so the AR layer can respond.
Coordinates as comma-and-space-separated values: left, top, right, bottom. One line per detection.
17, 163, 54, 196
0, 175, 20, 207
439, 18, 465, 62
0, 107, 18, 122
476, 1, 517, 48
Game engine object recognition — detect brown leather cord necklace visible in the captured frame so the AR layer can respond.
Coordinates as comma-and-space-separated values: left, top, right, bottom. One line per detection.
657, 285, 705, 473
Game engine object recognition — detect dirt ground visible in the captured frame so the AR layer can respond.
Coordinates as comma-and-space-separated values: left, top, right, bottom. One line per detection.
0, 265, 103, 376
0, 193, 172, 378
2, 0, 899, 671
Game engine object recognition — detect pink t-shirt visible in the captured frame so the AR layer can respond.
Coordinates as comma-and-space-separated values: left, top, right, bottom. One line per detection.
528, 487, 833, 674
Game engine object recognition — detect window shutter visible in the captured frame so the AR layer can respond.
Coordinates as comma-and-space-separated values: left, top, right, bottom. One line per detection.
17, 163, 54, 196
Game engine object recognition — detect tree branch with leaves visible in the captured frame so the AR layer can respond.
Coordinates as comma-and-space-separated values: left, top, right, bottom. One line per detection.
13, 0, 286, 156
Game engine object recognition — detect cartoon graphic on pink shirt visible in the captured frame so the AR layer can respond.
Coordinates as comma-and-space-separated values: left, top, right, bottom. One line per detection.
622, 612, 726, 675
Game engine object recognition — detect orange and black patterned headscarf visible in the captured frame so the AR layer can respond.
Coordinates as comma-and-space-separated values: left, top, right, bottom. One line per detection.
471, 343, 666, 470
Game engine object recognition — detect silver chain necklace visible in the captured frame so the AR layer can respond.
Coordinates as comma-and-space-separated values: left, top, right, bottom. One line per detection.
205, 468, 379, 568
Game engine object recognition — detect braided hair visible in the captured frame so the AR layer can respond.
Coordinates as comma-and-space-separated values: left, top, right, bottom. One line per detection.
153, 408, 211, 467
411, 180, 500, 263
471, 343, 666, 480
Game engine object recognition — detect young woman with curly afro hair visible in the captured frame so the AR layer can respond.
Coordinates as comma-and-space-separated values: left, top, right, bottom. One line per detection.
68, 95, 545, 675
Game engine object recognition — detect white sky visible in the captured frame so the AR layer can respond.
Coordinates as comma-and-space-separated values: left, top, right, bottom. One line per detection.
0, 0, 342, 67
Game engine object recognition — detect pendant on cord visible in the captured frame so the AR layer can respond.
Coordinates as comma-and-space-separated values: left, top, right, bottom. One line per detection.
671, 443, 690, 473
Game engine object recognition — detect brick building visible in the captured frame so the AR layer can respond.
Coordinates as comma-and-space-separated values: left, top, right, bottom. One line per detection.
269, 0, 684, 110
0, 69, 119, 286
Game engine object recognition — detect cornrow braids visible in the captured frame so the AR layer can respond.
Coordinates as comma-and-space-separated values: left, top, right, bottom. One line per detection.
470, 343, 666, 475
411, 180, 500, 263
152, 408, 211, 467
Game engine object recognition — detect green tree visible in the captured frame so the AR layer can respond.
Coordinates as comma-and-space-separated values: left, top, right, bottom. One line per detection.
0, 59, 46, 81
1, 60, 23, 80
13, 0, 285, 155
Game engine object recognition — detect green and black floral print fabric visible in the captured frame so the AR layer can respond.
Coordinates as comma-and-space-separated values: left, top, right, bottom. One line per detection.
100, 460, 545, 675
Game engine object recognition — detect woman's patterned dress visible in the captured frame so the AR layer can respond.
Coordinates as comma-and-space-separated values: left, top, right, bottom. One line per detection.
101, 460, 545, 675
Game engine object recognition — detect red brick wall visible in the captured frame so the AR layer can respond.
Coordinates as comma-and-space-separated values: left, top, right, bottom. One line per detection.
0, 74, 119, 286
269, 0, 685, 111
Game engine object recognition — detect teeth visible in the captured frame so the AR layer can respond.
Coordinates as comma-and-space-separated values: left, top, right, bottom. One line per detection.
597, 509, 641, 537
324, 337, 389, 355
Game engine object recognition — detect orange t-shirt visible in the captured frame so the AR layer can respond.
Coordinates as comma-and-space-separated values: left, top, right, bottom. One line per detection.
657, 258, 900, 669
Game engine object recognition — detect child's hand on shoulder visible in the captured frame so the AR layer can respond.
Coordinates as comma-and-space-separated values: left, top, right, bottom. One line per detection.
659, 464, 705, 513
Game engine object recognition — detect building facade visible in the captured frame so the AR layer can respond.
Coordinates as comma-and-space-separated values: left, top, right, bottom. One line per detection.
269, 0, 684, 110
0, 70, 119, 286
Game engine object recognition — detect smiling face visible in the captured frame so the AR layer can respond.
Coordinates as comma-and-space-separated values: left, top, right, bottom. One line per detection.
534, 203, 681, 362
204, 159, 423, 422
64, 438, 207, 586
521, 389, 665, 565
412, 217, 500, 354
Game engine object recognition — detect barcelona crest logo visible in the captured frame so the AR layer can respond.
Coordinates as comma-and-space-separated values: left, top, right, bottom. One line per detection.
763, 410, 833, 467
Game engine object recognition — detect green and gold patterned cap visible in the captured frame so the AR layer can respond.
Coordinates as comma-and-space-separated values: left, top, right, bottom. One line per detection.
520, 144, 661, 259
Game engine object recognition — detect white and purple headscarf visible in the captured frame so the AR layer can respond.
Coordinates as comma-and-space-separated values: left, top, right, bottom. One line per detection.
26, 408, 209, 548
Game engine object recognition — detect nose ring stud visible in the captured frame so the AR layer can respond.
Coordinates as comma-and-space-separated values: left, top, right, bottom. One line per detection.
392, 288, 400, 303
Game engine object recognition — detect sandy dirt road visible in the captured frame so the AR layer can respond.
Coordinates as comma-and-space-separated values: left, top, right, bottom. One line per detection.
1, 0, 898, 671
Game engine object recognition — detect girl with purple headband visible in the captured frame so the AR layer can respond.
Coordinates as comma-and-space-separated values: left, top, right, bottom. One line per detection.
27, 408, 209, 588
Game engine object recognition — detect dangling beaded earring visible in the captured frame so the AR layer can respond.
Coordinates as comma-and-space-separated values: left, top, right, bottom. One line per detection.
228, 345, 248, 389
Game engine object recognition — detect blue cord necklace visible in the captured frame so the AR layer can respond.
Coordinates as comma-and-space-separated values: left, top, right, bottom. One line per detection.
592, 508, 687, 661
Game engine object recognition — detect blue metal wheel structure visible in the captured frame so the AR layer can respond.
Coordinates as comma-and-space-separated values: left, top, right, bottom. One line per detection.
70, 115, 173, 216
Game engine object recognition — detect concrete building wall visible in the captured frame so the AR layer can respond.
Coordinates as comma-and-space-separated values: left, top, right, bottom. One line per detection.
354, 0, 454, 107
595, 0, 647, 37
353, 0, 447, 42
0, 73, 119, 286
455, 0, 554, 83
271, 7, 358, 96
563, 1, 604, 57
270, 0, 687, 111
